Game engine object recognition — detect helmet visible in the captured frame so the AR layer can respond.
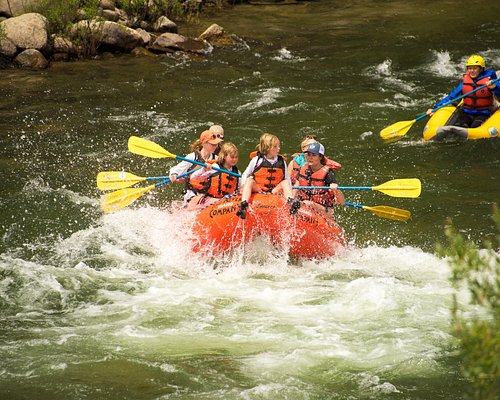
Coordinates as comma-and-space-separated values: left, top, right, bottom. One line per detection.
466, 55, 485, 68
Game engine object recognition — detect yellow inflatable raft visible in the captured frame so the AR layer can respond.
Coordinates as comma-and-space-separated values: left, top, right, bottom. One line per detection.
423, 106, 500, 141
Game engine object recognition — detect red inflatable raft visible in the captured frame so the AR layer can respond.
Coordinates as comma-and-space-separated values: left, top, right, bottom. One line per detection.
191, 193, 346, 259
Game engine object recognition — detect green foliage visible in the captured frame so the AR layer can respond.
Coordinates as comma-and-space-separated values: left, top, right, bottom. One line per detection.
437, 205, 500, 400
115, 0, 201, 22
28, 0, 100, 35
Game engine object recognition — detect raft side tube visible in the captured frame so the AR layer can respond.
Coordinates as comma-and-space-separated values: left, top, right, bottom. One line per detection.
424, 106, 500, 141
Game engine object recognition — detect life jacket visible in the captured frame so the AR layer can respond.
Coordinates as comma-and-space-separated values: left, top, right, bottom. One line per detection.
289, 153, 304, 185
462, 73, 494, 111
251, 153, 287, 192
290, 152, 342, 185
190, 162, 239, 198
296, 164, 337, 208
249, 151, 287, 163
182, 152, 216, 192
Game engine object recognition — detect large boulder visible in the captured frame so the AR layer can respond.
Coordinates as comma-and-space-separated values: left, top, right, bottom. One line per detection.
0, 35, 17, 57
150, 32, 211, 55
1, 12, 48, 51
0, 0, 38, 17
72, 19, 144, 52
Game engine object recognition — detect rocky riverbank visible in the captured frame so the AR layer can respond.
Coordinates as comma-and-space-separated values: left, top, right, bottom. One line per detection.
0, 0, 237, 69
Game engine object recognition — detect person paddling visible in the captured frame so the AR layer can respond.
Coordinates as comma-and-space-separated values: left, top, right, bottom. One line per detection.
237, 133, 300, 219
169, 130, 223, 203
426, 55, 500, 128
293, 142, 344, 215
288, 134, 342, 185
187, 142, 241, 210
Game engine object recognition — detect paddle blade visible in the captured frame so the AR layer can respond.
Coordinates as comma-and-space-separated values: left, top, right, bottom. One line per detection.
97, 171, 146, 190
100, 184, 154, 213
365, 205, 411, 222
128, 136, 175, 159
380, 119, 416, 140
373, 178, 422, 198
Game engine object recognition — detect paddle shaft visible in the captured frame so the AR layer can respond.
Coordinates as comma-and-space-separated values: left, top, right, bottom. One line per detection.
128, 136, 240, 178
294, 186, 374, 190
174, 155, 240, 178
344, 201, 364, 210
153, 168, 198, 187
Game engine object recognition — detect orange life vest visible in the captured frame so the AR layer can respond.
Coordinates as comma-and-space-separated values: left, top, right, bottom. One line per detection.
251, 153, 287, 192
190, 163, 239, 198
462, 73, 494, 111
296, 164, 337, 208
182, 152, 216, 192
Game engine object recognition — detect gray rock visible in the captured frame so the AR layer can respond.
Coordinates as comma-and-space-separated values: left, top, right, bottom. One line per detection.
153, 16, 177, 34
14, 48, 48, 69
0, 35, 17, 57
0, 0, 38, 17
151, 32, 210, 55
1, 12, 48, 51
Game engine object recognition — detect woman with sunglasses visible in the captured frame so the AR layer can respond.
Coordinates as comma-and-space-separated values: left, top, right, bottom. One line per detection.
169, 130, 223, 203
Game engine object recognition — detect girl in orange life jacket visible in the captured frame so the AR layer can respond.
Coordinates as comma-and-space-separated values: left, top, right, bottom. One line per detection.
288, 135, 342, 185
237, 133, 300, 219
426, 55, 500, 128
294, 142, 345, 215
186, 142, 241, 210
169, 130, 223, 203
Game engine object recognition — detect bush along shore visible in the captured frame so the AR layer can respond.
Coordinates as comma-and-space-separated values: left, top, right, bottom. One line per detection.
0, 0, 238, 69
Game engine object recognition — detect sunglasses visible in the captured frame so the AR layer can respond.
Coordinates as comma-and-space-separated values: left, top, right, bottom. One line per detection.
304, 135, 318, 140
211, 133, 224, 139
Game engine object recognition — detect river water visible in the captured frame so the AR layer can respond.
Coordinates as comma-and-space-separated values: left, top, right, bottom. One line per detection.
1, 1, 499, 399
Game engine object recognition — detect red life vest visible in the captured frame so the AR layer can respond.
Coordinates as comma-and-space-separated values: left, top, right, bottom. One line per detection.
462, 73, 494, 111
251, 154, 287, 192
190, 162, 239, 198
296, 164, 337, 208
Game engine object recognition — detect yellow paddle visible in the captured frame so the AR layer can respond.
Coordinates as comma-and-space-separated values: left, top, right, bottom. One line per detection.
101, 184, 157, 213
100, 169, 197, 212
293, 178, 421, 198
128, 136, 240, 177
97, 171, 170, 190
380, 77, 500, 140
344, 201, 411, 222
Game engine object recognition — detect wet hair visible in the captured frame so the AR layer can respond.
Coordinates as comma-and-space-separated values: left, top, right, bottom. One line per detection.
257, 133, 280, 155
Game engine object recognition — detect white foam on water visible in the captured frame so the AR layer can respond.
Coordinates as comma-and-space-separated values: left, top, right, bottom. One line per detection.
271, 47, 307, 63
236, 88, 282, 111
425, 50, 462, 78
1, 204, 469, 396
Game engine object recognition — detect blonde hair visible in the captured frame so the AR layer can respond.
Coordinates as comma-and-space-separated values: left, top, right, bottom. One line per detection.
257, 133, 280, 156
189, 139, 204, 155
300, 137, 317, 151
217, 142, 238, 163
